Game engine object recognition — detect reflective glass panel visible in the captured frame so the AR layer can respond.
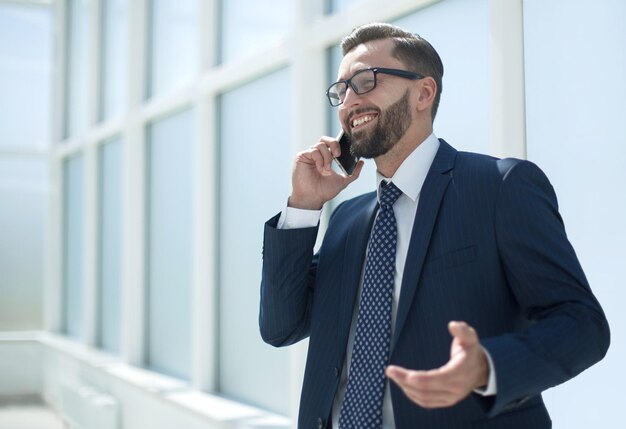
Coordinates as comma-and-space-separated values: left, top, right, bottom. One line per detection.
0, 157, 47, 329
100, 0, 127, 121
146, 109, 194, 379
0, 4, 52, 148
66, 0, 91, 138
220, 0, 292, 64
147, 0, 197, 98
98, 137, 123, 353
326, 0, 363, 14
219, 68, 291, 414
63, 155, 84, 338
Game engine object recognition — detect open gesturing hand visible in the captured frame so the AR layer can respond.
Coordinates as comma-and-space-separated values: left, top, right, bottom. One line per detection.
385, 321, 489, 408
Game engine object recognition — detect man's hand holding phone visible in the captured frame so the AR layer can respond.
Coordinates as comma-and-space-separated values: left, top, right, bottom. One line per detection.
289, 132, 363, 210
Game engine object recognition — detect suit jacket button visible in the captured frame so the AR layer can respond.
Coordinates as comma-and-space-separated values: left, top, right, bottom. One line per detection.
334, 367, 339, 377
317, 417, 324, 429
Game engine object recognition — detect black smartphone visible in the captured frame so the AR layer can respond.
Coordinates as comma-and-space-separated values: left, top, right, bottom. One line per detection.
333, 130, 359, 176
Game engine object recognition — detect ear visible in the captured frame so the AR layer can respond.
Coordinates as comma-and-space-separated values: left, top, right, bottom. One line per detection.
414, 76, 437, 115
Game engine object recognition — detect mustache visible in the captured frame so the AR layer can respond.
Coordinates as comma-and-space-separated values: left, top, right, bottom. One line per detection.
347, 106, 381, 124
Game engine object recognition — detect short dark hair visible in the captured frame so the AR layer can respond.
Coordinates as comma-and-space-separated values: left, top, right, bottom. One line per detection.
341, 23, 444, 121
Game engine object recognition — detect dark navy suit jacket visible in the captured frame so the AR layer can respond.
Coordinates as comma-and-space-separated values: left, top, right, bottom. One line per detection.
260, 140, 609, 429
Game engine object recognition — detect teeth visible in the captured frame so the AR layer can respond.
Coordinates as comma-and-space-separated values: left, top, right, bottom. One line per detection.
352, 115, 375, 127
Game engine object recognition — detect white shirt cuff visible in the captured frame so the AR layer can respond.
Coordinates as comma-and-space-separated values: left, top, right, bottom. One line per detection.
474, 346, 497, 396
277, 204, 322, 229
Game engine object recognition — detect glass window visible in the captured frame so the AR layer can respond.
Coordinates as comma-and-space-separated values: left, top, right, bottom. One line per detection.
220, 0, 292, 64
218, 68, 291, 414
0, 157, 47, 330
523, 3, 626, 425
63, 154, 84, 338
66, 0, 91, 138
326, 0, 363, 14
146, 109, 194, 380
0, 4, 52, 148
147, 0, 197, 98
100, 0, 127, 121
98, 137, 123, 353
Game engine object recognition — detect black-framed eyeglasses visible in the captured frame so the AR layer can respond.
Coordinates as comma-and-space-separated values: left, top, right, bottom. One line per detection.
326, 67, 425, 107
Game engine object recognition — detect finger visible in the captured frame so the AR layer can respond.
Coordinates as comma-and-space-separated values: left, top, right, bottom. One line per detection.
308, 145, 334, 175
387, 365, 434, 393
306, 148, 328, 174
311, 141, 335, 172
403, 388, 460, 409
404, 367, 456, 393
386, 366, 461, 408
387, 366, 451, 393
319, 135, 342, 158
393, 355, 481, 393
385, 365, 410, 384
448, 321, 479, 348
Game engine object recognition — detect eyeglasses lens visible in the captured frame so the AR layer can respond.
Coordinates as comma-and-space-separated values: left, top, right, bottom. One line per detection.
328, 69, 377, 106
328, 84, 346, 106
353, 69, 376, 94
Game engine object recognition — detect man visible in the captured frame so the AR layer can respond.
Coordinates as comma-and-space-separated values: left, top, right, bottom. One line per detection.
259, 23, 609, 429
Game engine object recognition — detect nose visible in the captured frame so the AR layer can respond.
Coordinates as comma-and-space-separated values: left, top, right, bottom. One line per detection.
341, 85, 361, 107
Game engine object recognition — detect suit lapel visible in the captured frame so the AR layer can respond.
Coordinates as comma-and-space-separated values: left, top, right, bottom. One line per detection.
338, 194, 378, 341
392, 139, 456, 350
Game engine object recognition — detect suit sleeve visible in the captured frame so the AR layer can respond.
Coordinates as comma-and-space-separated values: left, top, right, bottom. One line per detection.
482, 160, 610, 415
259, 213, 319, 347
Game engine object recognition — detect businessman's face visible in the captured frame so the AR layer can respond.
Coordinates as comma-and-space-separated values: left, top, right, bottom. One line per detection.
337, 39, 416, 159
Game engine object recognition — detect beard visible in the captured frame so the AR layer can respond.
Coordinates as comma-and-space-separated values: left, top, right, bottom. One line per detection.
347, 89, 412, 159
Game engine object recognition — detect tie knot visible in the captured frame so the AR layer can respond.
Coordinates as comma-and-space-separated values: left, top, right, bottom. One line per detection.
379, 181, 402, 209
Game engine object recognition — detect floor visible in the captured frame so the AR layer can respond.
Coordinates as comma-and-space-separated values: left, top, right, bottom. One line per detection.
0, 396, 64, 429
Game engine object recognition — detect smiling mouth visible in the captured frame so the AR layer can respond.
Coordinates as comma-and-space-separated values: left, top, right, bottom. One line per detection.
350, 113, 378, 130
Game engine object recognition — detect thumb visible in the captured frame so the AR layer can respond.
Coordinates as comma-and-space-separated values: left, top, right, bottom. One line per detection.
448, 321, 479, 348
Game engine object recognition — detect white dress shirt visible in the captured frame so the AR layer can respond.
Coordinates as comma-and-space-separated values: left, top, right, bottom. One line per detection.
278, 133, 495, 428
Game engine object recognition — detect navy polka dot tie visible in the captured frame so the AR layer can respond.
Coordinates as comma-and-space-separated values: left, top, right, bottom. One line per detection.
339, 181, 402, 429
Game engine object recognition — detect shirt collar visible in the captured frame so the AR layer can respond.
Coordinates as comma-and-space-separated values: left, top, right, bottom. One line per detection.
376, 133, 440, 202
